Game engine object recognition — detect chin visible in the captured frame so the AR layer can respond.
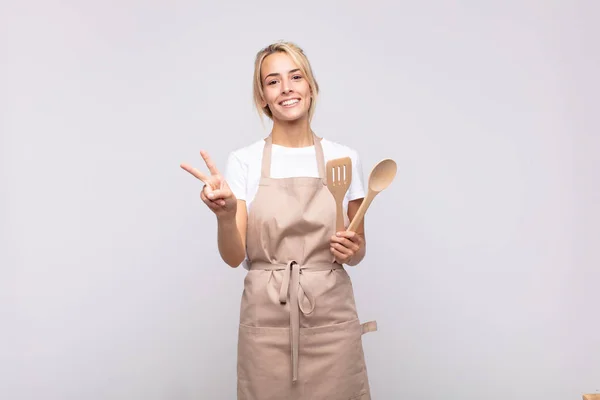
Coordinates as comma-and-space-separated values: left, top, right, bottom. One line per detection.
275, 108, 310, 122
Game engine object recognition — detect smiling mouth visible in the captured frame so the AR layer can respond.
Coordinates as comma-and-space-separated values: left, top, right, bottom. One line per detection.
279, 98, 300, 107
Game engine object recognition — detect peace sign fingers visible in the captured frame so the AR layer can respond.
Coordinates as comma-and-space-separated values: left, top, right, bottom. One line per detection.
180, 162, 210, 184
181, 149, 238, 219
200, 150, 221, 176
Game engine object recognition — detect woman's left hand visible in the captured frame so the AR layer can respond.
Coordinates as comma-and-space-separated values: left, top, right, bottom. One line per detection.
330, 231, 364, 264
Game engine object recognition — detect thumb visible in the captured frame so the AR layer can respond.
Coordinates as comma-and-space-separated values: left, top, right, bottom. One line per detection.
203, 183, 215, 198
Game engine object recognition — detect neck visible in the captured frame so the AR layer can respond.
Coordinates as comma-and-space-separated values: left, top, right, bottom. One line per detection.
270, 117, 314, 148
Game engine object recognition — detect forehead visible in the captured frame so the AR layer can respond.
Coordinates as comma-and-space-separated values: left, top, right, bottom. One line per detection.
261, 52, 300, 78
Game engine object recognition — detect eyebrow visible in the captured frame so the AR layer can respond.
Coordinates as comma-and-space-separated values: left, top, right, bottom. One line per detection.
264, 68, 301, 81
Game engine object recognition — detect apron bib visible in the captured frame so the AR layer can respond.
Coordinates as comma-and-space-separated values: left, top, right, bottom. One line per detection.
237, 133, 377, 400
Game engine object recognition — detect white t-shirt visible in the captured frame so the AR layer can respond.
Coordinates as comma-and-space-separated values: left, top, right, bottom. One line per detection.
224, 137, 366, 223
225, 137, 366, 268
224, 138, 367, 269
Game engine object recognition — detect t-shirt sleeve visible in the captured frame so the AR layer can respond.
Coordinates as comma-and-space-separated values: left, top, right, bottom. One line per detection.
346, 149, 366, 201
224, 151, 247, 201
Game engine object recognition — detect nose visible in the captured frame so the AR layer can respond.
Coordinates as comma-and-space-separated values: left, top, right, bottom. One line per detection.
282, 80, 293, 94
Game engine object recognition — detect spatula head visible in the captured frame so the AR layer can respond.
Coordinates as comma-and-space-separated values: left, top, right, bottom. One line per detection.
326, 157, 352, 196
326, 157, 352, 232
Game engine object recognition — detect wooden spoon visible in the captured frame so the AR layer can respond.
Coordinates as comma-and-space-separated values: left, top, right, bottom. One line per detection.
347, 158, 397, 232
326, 157, 352, 232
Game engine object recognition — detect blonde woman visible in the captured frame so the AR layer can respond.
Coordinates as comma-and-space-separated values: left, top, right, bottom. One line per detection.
181, 41, 376, 399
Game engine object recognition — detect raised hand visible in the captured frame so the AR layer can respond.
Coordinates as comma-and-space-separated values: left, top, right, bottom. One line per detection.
180, 150, 237, 219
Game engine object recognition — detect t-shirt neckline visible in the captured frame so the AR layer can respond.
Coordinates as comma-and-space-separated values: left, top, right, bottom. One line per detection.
270, 138, 326, 152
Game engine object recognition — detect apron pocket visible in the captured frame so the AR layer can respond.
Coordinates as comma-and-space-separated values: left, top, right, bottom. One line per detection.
237, 324, 294, 400
237, 319, 372, 400
300, 318, 371, 400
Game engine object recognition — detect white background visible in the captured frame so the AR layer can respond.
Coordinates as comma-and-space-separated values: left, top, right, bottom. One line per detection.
1, 1, 599, 399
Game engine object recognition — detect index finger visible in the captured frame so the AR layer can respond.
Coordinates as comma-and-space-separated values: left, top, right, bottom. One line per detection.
336, 231, 358, 240
200, 150, 220, 175
180, 162, 209, 183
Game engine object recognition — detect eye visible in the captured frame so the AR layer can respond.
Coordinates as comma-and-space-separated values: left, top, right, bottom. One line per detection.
292, 75, 303, 80
267, 79, 278, 85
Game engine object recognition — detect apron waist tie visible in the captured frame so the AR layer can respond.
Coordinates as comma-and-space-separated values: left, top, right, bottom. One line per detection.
248, 260, 344, 382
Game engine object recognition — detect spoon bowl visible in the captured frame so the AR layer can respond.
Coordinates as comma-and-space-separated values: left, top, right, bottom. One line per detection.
347, 158, 397, 233
368, 159, 397, 192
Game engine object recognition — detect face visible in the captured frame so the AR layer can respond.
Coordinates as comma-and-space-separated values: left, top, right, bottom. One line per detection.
260, 52, 312, 122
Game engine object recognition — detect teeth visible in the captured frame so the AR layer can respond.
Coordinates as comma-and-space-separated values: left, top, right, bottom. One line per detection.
281, 99, 299, 106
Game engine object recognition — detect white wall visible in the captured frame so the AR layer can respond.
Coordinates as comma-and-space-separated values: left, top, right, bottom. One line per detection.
1, 1, 598, 399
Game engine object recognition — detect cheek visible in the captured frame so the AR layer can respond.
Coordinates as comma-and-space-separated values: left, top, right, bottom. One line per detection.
263, 87, 278, 104
299, 83, 311, 97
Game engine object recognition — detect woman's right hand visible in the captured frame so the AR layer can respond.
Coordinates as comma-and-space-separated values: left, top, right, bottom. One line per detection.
180, 150, 237, 220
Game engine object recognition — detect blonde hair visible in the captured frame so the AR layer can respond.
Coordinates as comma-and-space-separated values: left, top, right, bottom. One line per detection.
253, 41, 320, 122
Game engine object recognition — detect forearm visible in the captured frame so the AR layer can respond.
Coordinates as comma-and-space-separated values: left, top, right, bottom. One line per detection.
217, 215, 245, 267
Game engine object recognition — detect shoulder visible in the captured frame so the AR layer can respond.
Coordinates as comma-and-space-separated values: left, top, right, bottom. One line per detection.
320, 138, 361, 161
225, 139, 265, 199
228, 138, 265, 165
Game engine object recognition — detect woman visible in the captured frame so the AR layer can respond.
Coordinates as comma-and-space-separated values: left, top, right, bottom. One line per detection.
181, 41, 376, 399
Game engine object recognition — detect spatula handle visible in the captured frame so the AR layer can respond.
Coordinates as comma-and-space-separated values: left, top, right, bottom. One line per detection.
336, 200, 344, 232
347, 192, 375, 232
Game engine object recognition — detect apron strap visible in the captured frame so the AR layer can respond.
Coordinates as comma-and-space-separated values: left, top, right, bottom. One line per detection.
260, 132, 326, 180
361, 320, 378, 335
261, 135, 273, 178
313, 133, 326, 180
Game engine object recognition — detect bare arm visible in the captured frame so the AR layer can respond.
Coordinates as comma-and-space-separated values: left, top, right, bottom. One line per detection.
217, 200, 247, 268
180, 150, 247, 268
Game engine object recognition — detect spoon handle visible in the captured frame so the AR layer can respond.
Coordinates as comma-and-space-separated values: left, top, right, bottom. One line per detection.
347, 190, 376, 232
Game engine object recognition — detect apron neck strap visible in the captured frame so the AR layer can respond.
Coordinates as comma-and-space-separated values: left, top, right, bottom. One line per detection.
261, 132, 326, 179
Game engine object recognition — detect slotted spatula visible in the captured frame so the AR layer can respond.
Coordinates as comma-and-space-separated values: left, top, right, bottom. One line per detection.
326, 157, 352, 232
